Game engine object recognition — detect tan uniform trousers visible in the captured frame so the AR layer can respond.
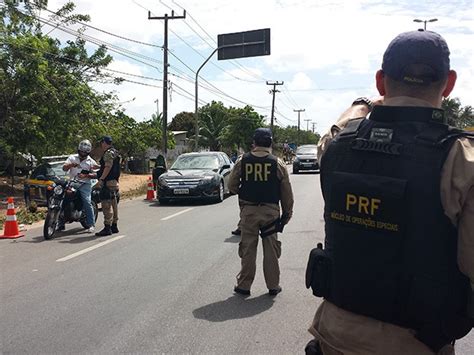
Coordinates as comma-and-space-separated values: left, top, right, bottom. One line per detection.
237, 203, 281, 291
102, 180, 119, 226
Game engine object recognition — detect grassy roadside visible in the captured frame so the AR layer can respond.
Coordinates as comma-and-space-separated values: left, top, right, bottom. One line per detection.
0, 206, 46, 231
0, 181, 148, 231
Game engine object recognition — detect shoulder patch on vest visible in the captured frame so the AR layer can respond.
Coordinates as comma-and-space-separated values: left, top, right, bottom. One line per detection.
338, 117, 365, 138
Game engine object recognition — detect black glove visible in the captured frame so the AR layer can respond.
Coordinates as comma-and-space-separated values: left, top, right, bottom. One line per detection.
280, 212, 290, 226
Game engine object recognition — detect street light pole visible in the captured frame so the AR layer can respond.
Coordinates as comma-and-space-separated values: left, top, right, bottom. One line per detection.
413, 18, 438, 30
194, 40, 267, 152
154, 98, 160, 117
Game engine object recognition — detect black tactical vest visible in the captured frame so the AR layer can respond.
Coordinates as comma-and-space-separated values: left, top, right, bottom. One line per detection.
239, 152, 280, 204
98, 148, 121, 181
321, 106, 473, 351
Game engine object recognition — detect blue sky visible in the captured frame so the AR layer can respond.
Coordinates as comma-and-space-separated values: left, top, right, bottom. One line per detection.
42, 0, 473, 135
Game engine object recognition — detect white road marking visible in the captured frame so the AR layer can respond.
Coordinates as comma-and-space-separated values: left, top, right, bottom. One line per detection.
161, 208, 194, 221
56, 235, 126, 262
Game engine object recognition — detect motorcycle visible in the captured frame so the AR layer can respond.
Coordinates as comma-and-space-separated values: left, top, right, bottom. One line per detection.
43, 177, 100, 240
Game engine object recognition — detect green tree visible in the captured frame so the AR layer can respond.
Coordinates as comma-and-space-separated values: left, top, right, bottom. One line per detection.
273, 126, 320, 146
197, 101, 230, 151
169, 111, 195, 137
221, 105, 265, 151
442, 97, 474, 129
0, 1, 114, 159
99, 111, 174, 161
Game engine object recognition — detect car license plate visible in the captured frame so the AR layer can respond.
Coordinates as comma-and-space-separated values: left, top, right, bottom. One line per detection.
302, 163, 312, 166
173, 188, 189, 195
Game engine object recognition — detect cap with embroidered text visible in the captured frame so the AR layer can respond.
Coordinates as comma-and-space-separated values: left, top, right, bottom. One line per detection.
382, 30, 450, 85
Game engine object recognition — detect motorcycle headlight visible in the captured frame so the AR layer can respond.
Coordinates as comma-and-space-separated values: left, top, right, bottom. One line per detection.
54, 185, 64, 195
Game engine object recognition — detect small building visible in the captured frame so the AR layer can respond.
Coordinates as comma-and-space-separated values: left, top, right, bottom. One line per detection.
146, 131, 190, 168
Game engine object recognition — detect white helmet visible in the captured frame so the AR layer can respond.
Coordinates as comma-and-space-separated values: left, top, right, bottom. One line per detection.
78, 139, 92, 154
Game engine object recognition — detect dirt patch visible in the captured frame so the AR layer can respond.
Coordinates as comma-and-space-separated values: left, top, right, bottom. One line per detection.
118, 174, 151, 193
0, 173, 151, 211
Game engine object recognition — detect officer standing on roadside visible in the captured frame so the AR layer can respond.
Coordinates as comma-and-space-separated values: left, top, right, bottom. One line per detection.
305, 30, 474, 355
228, 128, 294, 296
95, 136, 121, 237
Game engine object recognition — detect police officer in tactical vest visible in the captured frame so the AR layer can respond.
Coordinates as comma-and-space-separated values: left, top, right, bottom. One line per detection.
228, 128, 294, 296
305, 30, 474, 355
96, 136, 121, 237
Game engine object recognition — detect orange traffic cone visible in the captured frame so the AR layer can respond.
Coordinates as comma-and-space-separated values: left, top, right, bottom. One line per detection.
146, 177, 155, 200
1, 197, 24, 239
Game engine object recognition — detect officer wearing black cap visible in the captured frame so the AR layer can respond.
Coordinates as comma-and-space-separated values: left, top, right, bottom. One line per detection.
96, 136, 121, 237
228, 128, 294, 296
306, 30, 474, 354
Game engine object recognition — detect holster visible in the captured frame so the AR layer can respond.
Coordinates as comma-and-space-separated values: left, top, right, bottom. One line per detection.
259, 212, 290, 238
99, 186, 112, 200
305, 243, 331, 298
260, 218, 282, 238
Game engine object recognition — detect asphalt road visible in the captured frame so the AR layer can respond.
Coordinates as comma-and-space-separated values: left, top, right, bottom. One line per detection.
1, 169, 472, 354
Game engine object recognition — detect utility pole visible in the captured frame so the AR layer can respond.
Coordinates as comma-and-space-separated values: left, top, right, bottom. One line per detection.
304, 119, 311, 131
148, 10, 186, 156
266, 81, 284, 132
294, 109, 305, 146
311, 122, 317, 133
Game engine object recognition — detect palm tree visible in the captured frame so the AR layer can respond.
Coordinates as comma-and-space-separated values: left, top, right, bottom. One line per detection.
442, 97, 474, 129
196, 101, 230, 151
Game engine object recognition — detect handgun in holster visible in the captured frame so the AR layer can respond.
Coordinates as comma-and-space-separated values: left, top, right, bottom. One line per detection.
305, 243, 331, 298
259, 212, 290, 238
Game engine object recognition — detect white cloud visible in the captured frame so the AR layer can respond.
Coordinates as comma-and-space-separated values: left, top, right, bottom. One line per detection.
289, 72, 313, 90
44, 0, 473, 135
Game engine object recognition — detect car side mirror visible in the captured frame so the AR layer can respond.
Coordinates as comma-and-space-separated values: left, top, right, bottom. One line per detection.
36, 174, 46, 180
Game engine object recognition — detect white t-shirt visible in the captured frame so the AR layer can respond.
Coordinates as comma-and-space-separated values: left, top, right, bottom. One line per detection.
64, 154, 98, 183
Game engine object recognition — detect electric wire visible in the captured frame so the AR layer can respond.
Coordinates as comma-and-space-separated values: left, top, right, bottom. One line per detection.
5, 4, 304, 121
141, 0, 263, 83
0, 39, 164, 90
22, 11, 164, 73
170, 0, 270, 82
37, 4, 164, 49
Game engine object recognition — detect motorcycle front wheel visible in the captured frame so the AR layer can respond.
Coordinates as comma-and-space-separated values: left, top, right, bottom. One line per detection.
43, 209, 60, 240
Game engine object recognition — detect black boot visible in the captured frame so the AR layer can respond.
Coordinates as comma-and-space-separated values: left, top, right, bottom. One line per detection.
111, 223, 119, 234
95, 225, 112, 237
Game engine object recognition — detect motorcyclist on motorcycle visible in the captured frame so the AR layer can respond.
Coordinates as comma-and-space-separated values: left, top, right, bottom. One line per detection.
60, 140, 99, 233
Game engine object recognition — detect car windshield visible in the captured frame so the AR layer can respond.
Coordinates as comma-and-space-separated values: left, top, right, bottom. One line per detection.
171, 155, 220, 170
31, 162, 67, 179
297, 148, 317, 155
